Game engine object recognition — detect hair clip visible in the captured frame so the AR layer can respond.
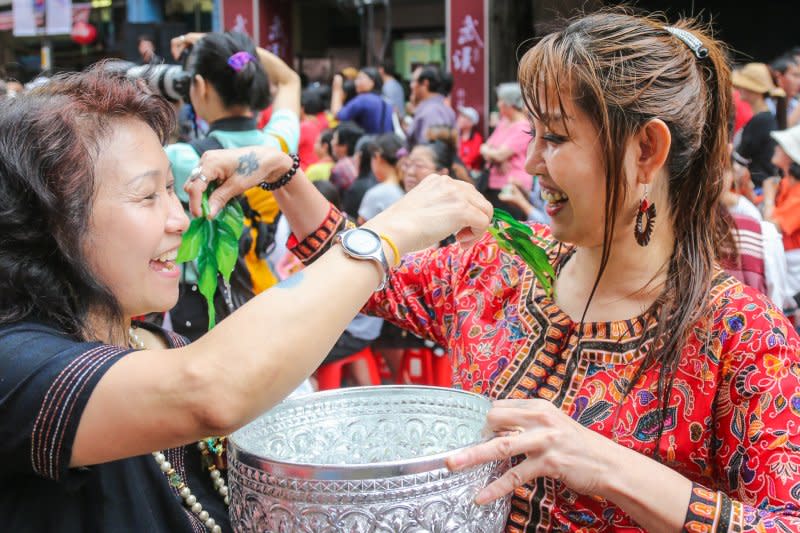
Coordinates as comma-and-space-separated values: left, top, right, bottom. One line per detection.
395, 147, 408, 159
227, 51, 255, 73
664, 26, 709, 59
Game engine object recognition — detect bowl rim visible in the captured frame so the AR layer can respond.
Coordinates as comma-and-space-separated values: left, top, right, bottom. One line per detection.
228, 385, 493, 480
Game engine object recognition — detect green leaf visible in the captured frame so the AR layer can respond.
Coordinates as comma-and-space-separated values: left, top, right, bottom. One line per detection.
215, 222, 239, 283
218, 201, 245, 239
493, 208, 533, 236
201, 194, 211, 219
177, 217, 206, 263
492, 208, 517, 225
488, 226, 514, 254
490, 210, 556, 298
197, 245, 218, 328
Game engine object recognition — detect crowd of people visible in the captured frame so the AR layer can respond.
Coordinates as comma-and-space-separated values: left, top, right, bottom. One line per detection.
0, 8, 799, 533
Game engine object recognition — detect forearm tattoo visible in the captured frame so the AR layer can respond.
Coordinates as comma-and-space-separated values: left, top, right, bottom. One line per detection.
236, 151, 259, 176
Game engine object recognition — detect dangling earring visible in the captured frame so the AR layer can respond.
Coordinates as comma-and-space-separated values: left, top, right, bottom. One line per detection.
634, 184, 657, 246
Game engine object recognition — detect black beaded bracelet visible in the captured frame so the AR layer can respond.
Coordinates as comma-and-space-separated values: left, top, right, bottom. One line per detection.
260, 153, 300, 191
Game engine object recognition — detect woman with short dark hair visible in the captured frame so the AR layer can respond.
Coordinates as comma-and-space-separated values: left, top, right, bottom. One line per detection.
0, 65, 492, 532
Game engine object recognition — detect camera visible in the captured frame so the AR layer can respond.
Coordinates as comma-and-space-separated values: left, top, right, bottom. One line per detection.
106, 61, 192, 102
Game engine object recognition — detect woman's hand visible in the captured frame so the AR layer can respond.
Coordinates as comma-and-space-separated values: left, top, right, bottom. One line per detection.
171, 32, 205, 60
445, 399, 619, 505
364, 174, 493, 256
184, 146, 294, 217
499, 182, 532, 212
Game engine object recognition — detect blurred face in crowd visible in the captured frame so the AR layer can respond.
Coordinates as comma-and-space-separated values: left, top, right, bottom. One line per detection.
409, 67, 425, 104
138, 39, 155, 62
314, 136, 331, 160
331, 131, 348, 161
370, 153, 385, 181
456, 113, 474, 133
497, 99, 516, 119
84, 117, 188, 318
403, 145, 441, 191
355, 71, 375, 94
772, 145, 795, 176
776, 63, 800, 99
736, 87, 761, 106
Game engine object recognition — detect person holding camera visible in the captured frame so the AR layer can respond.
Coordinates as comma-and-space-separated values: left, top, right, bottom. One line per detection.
166, 31, 301, 340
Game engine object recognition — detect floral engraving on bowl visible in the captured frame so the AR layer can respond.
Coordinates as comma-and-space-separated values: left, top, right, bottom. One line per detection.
229, 456, 511, 532
229, 387, 511, 532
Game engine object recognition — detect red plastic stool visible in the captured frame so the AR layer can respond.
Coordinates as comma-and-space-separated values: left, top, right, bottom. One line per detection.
400, 347, 452, 387
372, 350, 395, 382
316, 346, 382, 390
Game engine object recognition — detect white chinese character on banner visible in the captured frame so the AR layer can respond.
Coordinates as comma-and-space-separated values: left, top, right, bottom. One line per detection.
268, 16, 284, 56
454, 88, 467, 109
452, 15, 484, 74
233, 14, 248, 34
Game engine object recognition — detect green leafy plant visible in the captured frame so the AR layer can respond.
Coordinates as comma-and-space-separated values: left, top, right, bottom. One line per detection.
488, 208, 556, 297
176, 186, 245, 328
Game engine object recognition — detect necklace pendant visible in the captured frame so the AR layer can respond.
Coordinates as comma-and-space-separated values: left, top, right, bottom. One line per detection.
168, 472, 183, 488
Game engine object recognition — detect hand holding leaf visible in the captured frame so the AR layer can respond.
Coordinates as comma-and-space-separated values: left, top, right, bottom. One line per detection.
176, 184, 245, 328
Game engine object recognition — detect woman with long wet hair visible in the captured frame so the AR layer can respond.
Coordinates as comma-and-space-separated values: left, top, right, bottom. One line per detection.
196, 10, 800, 532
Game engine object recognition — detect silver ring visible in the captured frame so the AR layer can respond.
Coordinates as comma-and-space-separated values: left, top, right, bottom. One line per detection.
189, 166, 202, 180
198, 174, 208, 183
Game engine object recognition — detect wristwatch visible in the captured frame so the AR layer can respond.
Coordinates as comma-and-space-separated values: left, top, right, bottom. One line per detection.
336, 228, 391, 291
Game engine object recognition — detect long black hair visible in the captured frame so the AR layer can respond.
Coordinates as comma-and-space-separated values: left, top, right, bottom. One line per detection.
187, 31, 270, 110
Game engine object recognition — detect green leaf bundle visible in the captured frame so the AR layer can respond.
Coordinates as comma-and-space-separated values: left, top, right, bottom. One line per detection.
490, 208, 556, 297
176, 186, 245, 329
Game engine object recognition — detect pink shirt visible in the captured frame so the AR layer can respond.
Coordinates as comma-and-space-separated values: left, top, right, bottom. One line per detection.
487, 118, 532, 191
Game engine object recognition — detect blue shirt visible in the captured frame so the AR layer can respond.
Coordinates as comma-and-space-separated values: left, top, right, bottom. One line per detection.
382, 77, 406, 117
336, 93, 394, 134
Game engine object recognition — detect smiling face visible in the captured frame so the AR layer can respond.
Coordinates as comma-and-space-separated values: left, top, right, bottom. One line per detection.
402, 145, 441, 191
777, 63, 800, 99
772, 144, 793, 175
525, 90, 641, 247
83, 117, 189, 319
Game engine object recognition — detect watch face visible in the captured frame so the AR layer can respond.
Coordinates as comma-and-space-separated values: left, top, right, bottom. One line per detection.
344, 229, 381, 255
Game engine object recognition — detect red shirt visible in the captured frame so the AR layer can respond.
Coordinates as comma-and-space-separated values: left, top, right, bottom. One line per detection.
733, 90, 753, 135
459, 130, 484, 171
297, 118, 322, 171
256, 107, 272, 130
290, 206, 800, 533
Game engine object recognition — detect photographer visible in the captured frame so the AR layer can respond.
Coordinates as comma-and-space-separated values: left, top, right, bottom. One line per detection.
166, 31, 301, 340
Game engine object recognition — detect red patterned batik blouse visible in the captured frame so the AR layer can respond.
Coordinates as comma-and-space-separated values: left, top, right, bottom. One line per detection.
289, 206, 800, 532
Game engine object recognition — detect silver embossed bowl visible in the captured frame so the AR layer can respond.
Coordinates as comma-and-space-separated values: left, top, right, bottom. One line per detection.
228, 385, 511, 533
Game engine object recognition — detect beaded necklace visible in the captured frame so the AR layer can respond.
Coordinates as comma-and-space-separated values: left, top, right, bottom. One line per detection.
129, 326, 228, 533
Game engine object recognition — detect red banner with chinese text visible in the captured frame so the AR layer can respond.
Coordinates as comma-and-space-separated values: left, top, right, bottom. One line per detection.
258, 0, 292, 63
220, 0, 255, 41
447, 0, 488, 135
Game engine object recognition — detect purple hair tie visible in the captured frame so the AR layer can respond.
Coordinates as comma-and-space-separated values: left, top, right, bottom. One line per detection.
227, 51, 255, 73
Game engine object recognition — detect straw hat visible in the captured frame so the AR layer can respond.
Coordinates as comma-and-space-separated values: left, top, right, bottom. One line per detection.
771, 124, 800, 164
732, 63, 786, 97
